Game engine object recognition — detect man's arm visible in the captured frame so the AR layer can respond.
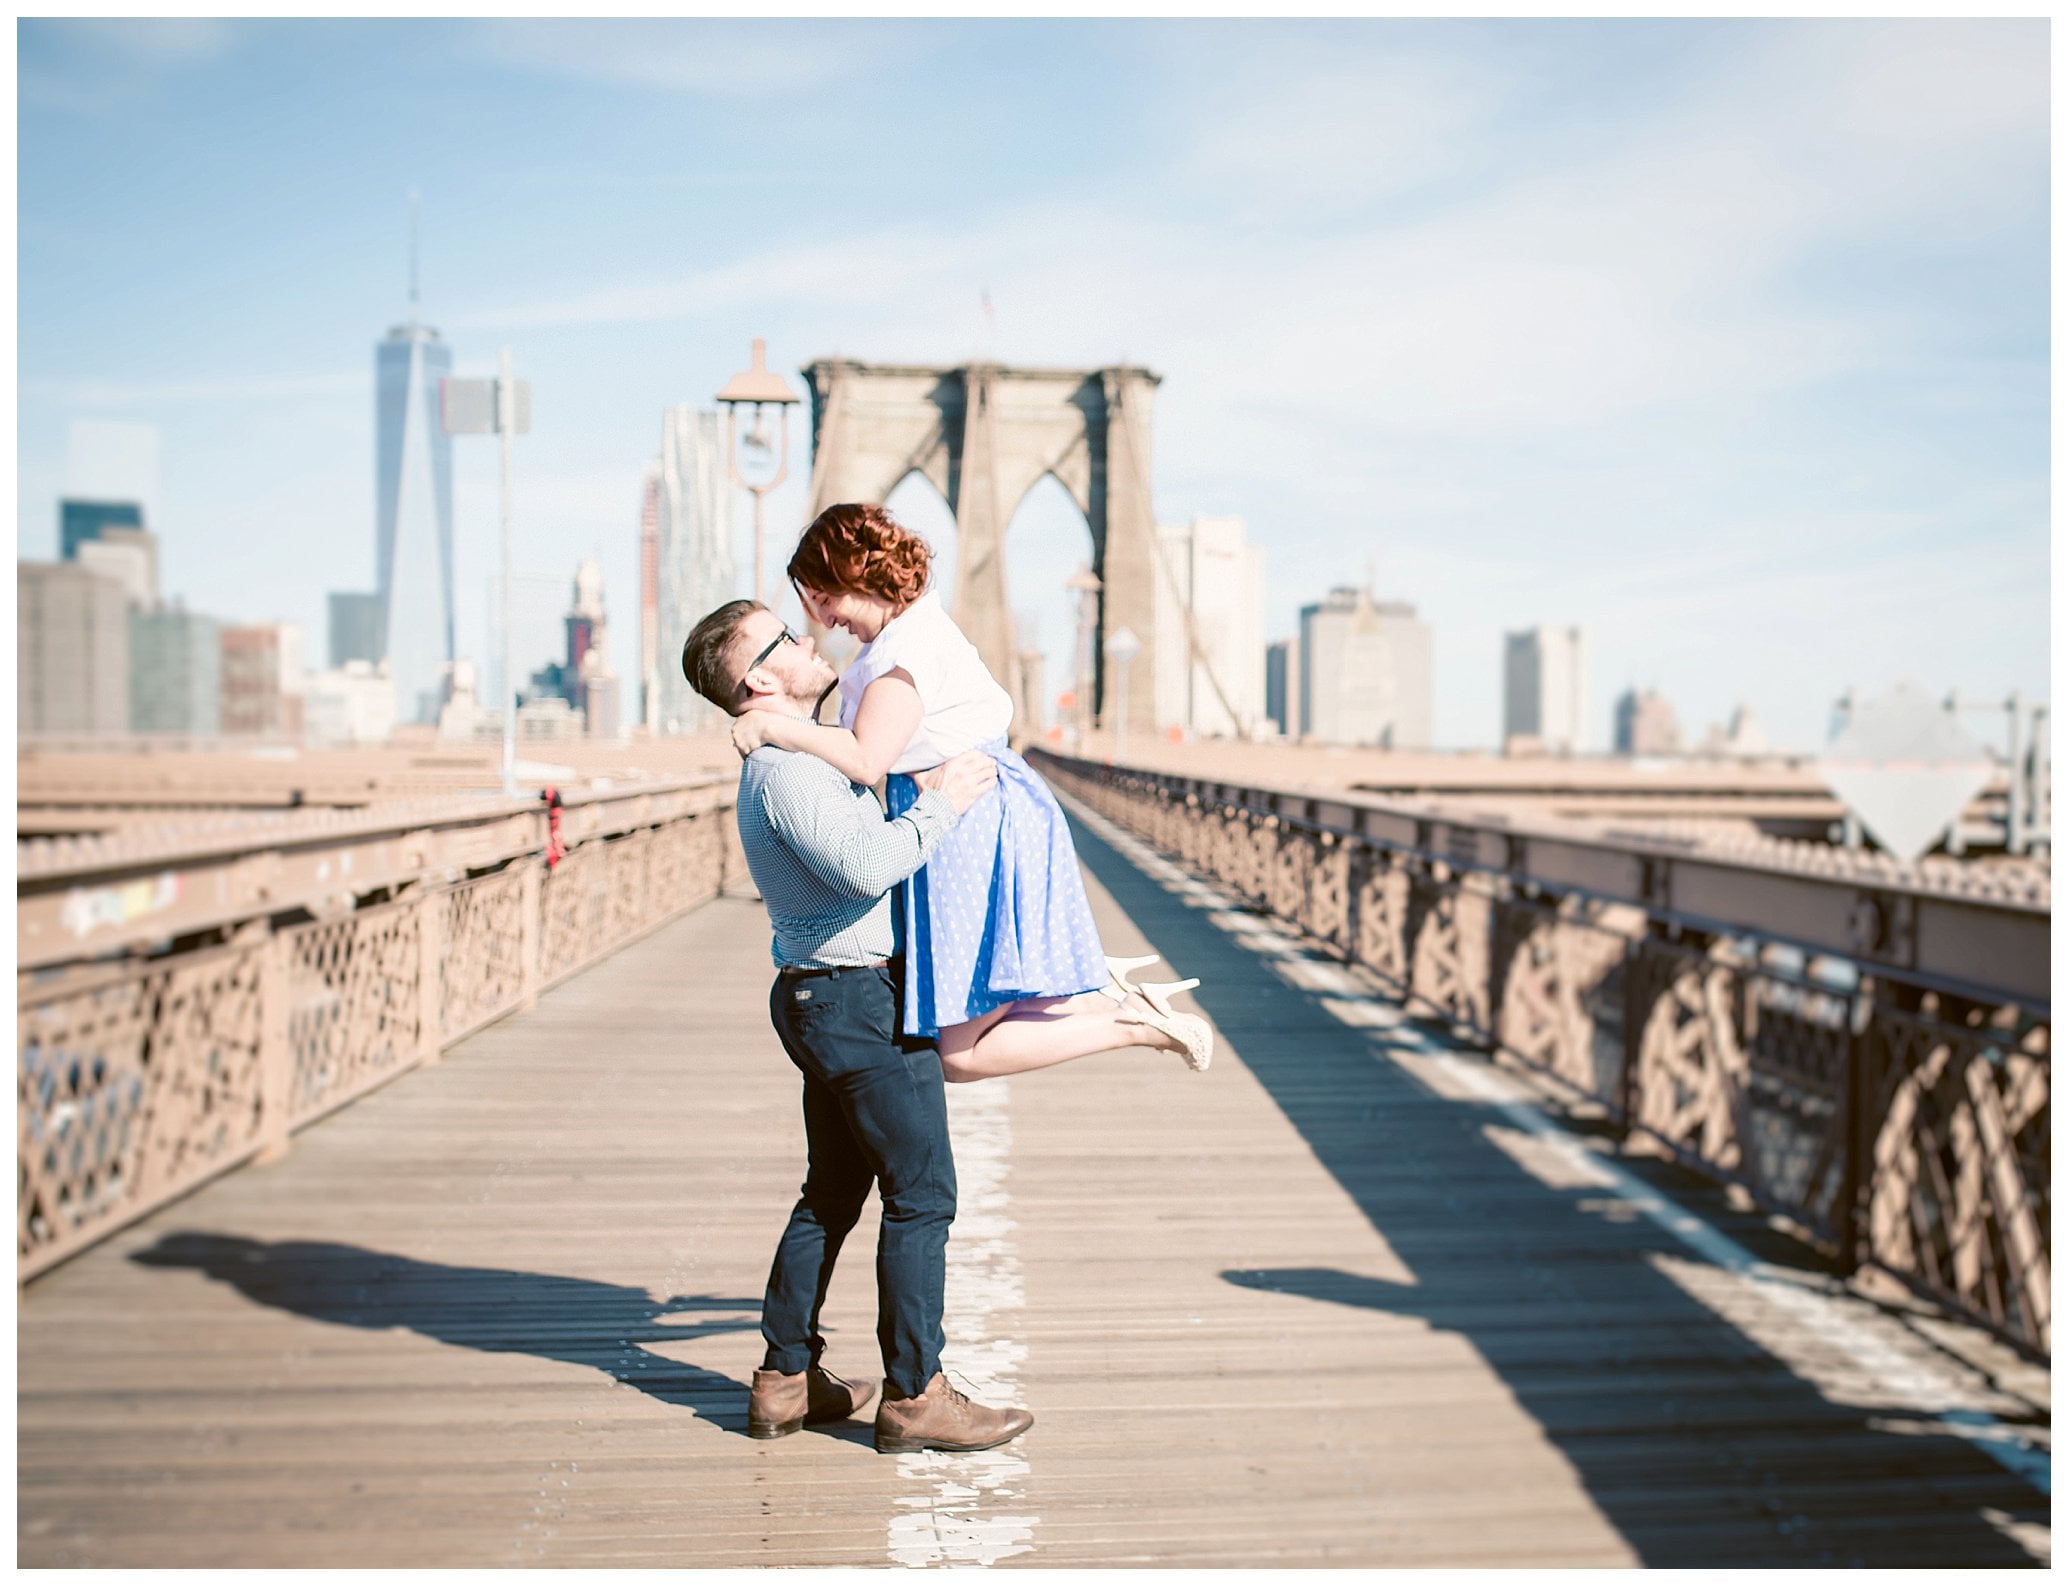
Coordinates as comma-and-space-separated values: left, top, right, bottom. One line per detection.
759, 754, 963, 900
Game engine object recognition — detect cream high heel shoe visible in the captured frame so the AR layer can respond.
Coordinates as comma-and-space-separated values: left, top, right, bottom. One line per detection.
1103, 976, 1213, 1073
1105, 954, 1161, 993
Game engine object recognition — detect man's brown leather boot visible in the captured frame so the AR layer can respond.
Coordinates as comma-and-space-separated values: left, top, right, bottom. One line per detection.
873, 1372, 1034, 1454
747, 1363, 880, 1440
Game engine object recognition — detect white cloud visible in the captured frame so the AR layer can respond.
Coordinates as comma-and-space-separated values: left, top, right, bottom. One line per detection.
454, 23, 2041, 446
19, 18, 241, 113
1164, 36, 1518, 222
451, 226, 1003, 333
469, 18, 935, 97
63, 18, 238, 64
1808, 20, 2046, 146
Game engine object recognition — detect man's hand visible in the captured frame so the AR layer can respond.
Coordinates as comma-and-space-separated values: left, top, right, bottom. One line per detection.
730, 709, 776, 761
914, 751, 998, 815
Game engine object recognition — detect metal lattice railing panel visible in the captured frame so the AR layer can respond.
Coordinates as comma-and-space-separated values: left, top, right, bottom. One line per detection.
1268, 825, 1312, 924
1493, 901, 1631, 1099
1630, 950, 1753, 1177
285, 903, 423, 1126
145, 950, 271, 1182
1352, 851, 1411, 988
1622, 942, 1852, 1242
1407, 877, 1492, 1031
654, 813, 726, 914
1309, 837, 1354, 950
1864, 1008, 2050, 1350
20, 944, 269, 1276
538, 841, 607, 987
602, 830, 651, 950
1739, 975, 1851, 1216
439, 869, 527, 1044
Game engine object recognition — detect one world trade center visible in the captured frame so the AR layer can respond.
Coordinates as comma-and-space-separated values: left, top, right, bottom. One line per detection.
374, 262, 455, 725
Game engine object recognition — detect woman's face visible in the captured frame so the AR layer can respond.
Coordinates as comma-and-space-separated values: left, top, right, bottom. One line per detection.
797, 582, 898, 643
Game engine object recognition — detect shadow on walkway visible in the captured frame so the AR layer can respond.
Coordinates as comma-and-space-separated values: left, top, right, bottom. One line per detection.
1067, 809, 2045, 1568
131, 1232, 768, 1435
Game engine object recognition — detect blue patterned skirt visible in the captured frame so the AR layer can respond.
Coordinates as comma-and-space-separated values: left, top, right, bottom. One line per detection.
884, 741, 1109, 1038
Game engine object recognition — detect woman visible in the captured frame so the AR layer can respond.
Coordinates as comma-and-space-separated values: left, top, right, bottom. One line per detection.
731, 502, 1213, 1080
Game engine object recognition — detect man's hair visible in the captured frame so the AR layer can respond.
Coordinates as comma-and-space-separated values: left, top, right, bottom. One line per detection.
680, 599, 764, 715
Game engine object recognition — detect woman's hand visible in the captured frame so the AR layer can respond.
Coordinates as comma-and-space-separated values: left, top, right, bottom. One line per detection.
731, 710, 777, 760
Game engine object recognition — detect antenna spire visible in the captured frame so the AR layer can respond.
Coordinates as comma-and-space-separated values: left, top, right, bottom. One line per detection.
407, 188, 421, 327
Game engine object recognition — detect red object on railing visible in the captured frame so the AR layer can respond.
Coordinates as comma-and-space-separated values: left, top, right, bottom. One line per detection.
542, 786, 566, 871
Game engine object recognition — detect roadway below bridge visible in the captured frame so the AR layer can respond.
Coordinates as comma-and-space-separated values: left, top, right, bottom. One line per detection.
16, 797, 2050, 1567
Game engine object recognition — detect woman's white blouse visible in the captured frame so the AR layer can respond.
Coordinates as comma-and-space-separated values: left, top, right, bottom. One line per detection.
838, 591, 1014, 773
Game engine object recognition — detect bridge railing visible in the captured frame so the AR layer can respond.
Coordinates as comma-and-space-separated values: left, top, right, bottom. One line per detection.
18, 779, 739, 1282
1035, 749, 2050, 1358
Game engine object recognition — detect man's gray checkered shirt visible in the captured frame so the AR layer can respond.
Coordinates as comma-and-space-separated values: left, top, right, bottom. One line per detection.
733, 745, 958, 969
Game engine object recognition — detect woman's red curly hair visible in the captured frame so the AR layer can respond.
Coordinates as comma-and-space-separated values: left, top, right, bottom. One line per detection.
787, 503, 932, 608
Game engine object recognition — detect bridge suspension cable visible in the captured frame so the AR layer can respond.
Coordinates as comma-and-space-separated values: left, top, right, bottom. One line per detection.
1108, 373, 1251, 739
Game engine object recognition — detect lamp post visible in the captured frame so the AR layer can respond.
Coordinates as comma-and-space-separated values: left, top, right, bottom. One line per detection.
715, 338, 800, 609
441, 347, 532, 797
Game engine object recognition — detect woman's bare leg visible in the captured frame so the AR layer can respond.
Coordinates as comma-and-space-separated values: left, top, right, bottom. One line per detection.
936, 991, 1184, 1083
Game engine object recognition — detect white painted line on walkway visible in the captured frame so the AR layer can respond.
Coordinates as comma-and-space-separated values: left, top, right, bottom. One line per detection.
1421, 1040, 2052, 1498
1064, 794, 2051, 1501
886, 1079, 1038, 1567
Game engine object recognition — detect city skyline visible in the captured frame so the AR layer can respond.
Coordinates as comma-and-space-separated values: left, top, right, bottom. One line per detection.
17, 19, 2048, 751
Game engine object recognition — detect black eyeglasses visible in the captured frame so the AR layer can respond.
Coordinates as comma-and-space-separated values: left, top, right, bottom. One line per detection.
738, 625, 798, 693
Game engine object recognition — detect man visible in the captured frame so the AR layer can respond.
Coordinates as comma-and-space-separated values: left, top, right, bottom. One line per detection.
681, 598, 1035, 1456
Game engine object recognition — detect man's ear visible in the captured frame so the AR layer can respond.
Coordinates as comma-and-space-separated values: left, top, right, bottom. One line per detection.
736, 667, 778, 709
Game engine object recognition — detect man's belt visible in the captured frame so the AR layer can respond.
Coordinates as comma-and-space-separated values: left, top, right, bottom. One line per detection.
777, 956, 895, 980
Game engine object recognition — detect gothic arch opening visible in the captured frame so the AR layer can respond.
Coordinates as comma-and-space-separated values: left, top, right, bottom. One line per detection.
883, 469, 959, 612
1003, 472, 1095, 741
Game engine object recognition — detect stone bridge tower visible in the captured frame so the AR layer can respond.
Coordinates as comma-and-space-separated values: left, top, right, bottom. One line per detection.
801, 359, 1161, 734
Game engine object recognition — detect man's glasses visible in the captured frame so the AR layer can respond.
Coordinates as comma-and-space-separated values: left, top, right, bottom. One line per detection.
737, 625, 798, 695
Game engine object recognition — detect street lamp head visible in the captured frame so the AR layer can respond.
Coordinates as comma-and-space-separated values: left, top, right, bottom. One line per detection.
716, 338, 800, 407
715, 338, 797, 613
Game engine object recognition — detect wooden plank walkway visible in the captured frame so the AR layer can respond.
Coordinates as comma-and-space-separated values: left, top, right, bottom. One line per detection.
17, 798, 2051, 1568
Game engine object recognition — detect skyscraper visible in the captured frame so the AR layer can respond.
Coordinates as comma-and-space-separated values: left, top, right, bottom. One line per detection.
75, 528, 158, 608
652, 406, 735, 734
1265, 639, 1301, 738
1152, 515, 1266, 739
638, 461, 661, 733
328, 591, 384, 668
374, 226, 455, 726
304, 660, 396, 747
566, 556, 605, 700
19, 561, 130, 735
1504, 626, 1589, 753
60, 498, 144, 559
220, 623, 305, 737
61, 481, 159, 612
1613, 687, 1681, 757
130, 605, 221, 736
1297, 586, 1433, 749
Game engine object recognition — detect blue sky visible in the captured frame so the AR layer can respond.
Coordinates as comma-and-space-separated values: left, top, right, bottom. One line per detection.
17, 18, 2049, 750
